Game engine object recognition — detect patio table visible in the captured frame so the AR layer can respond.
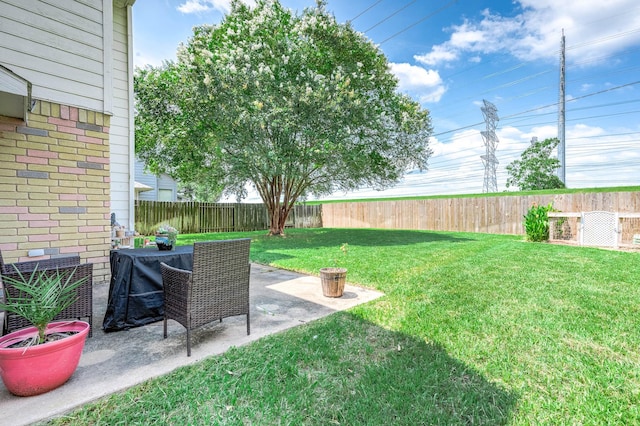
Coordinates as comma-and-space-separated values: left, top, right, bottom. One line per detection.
102, 246, 193, 332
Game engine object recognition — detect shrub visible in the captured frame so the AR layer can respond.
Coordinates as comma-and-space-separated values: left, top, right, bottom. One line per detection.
523, 202, 554, 242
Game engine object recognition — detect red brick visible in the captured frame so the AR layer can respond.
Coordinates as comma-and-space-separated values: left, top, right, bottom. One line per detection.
19, 213, 50, 221
77, 135, 104, 144
48, 117, 76, 127
86, 156, 109, 164
60, 194, 87, 201
0, 206, 29, 214
60, 105, 70, 120
16, 156, 48, 165
56, 126, 85, 136
29, 234, 59, 242
0, 123, 18, 131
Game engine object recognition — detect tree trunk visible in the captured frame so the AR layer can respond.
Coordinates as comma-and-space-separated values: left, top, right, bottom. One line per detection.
268, 207, 283, 236
268, 205, 292, 236
259, 175, 302, 236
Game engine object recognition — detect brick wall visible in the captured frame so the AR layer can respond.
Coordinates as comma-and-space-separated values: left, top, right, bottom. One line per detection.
0, 101, 111, 284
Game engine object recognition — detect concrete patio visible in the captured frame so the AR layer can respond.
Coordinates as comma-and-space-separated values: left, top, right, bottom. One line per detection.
0, 263, 383, 426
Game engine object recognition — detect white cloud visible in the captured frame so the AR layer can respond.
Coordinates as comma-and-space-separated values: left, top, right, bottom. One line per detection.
580, 83, 594, 92
568, 123, 605, 138
414, 45, 459, 67
415, 1, 640, 67
177, 0, 221, 14
389, 63, 446, 103
177, 0, 256, 14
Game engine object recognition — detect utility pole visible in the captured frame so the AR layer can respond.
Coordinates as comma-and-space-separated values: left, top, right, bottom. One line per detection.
558, 29, 566, 184
480, 100, 499, 193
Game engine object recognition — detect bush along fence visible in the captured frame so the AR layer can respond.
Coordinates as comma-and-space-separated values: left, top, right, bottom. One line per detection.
134, 201, 322, 235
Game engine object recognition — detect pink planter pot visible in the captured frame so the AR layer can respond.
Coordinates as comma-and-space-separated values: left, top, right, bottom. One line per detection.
0, 321, 90, 397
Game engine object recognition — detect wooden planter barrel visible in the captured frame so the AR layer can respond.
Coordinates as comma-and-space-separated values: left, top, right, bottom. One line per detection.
319, 267, 347, 297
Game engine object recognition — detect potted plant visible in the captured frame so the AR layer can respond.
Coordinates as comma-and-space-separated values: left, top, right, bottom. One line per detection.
319, 243, 349, 298
0, 266, 90, 396
155, 224, 178, 251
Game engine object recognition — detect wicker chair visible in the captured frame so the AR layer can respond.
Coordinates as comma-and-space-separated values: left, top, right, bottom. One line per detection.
0, 251, 80, 275
1, 252, 93, 337
160, 238, 251, 356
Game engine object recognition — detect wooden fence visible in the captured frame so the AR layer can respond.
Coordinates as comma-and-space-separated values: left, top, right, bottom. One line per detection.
135, 201, 322, 235
321, 191, 640, 240
135, 192, 640, 244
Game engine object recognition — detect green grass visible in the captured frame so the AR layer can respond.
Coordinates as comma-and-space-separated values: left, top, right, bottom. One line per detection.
50, 228, 640, 425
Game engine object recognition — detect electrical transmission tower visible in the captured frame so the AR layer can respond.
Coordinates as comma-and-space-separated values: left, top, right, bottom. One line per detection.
480, 99, 499, 193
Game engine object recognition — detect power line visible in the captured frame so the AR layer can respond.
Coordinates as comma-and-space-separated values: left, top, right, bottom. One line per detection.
363, 1, 417, 33
426, 31, 640, 134
431, 56, 639, 122
499, 100, 640, 127
349, 0, 384, 23
354, 10, 640, 188
433, 46, 640, 118
342, 9, 640, 194
379, 0, 458, 45
431, 63, 638, 124
497, 109, 640, 130
567, 131, 640, 140
567, 27, 640, 51
430, 29, 640, 120
436, 95, 640, 143
499, 80, 640, 121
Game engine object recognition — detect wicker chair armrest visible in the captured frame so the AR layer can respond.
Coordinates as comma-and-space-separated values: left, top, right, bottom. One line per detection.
5, 255, 81, 274
160, 262, 192, 298
1, 261, 90, 288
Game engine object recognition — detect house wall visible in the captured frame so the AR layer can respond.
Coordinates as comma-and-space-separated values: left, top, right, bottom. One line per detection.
135, 160, 178, 202
109, 4, 134, 228
0, 101, 111, 284
0, 0, 136, 284
0, 0, 105, 112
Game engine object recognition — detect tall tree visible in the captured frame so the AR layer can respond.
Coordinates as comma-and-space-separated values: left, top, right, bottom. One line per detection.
506, 137, 565, 191
135, 0, 433, 235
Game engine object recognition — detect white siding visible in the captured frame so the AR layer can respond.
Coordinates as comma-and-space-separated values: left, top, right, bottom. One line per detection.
0, 0, 105, 111
109, 3, 133, 229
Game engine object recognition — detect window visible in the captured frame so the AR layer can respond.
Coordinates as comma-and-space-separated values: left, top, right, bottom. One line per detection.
158, 189, 173, 201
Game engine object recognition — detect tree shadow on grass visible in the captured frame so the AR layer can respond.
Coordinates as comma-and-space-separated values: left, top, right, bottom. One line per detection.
289, 312, 519, 425
296, 227, 478, 247
52, 308, 518, 425
152, 311, 519, 425
185, 227, 477, 248
155, 312, 518, 425
249, 228, 480, 265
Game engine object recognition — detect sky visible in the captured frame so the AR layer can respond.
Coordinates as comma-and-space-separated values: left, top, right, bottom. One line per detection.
131, 0, 640, 201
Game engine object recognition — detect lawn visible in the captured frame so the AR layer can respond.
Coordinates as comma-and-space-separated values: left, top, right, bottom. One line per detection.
50, 228, 639, 425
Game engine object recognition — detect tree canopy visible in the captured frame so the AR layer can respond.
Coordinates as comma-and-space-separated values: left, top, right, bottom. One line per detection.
506, 137, 565, 191
135, 0, 433, 235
